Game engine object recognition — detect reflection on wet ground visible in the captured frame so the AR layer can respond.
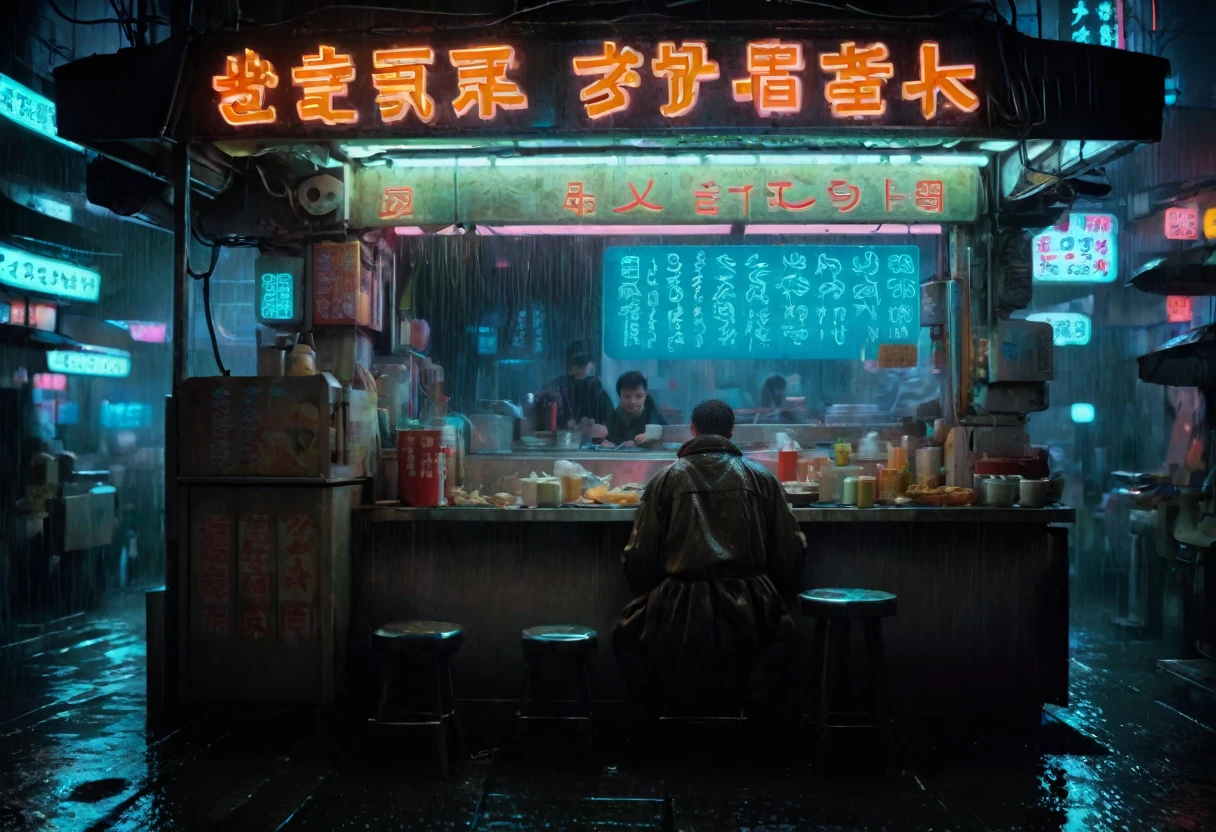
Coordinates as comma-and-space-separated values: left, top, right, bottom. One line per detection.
0, 595, 1212, 831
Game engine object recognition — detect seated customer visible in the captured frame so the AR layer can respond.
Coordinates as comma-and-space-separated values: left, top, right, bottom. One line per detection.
602, 370, 667, 446
613, 399, 807, 709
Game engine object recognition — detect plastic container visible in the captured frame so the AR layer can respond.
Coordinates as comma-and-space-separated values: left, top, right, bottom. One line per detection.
440, 425, 457, 502
915, 446, 944, 488
536, 479, 562, 508
856, 476, 876, 509
288, 344, 317, 375
842, 476, 859, 506
562, 474, 584, 504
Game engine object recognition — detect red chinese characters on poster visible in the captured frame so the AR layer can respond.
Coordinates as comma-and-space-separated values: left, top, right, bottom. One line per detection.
278, 511, 317, 640
397, 429, 444, 507
312, 240, 361, 324
239, 512, 273, 640
1164, 207, 1199, 241
197, 512, 231, 635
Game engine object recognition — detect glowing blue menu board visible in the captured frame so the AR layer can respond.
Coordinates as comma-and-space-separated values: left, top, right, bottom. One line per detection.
603, 245, 920, 361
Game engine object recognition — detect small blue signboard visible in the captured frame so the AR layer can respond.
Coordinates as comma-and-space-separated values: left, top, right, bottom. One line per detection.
603, 244, 921, 361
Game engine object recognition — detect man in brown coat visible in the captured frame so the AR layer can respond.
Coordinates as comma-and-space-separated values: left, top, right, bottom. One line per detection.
613, 399, 807, 710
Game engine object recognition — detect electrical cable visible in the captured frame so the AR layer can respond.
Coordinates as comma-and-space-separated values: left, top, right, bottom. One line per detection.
46, 0, 166, 26
185, 242, 229, 376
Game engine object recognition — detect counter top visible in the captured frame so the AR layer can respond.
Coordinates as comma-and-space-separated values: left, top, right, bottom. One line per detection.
359, 504, 1076, 524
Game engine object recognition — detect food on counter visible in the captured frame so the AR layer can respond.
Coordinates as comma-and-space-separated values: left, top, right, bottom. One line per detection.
906, 484, 978, 507
583, 484, 641, 505
449, 488, 520, 507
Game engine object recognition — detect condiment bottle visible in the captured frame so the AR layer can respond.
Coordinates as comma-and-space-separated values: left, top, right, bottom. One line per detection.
834, 439, 852, 466
856, 476, 876, 509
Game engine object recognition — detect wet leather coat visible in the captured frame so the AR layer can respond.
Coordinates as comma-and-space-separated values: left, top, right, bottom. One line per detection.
613, 434, 807, 701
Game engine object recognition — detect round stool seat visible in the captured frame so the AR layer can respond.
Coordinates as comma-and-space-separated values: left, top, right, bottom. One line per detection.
372, 620, 464, 654
799, 589, 897, 619
521, 624, 598, 654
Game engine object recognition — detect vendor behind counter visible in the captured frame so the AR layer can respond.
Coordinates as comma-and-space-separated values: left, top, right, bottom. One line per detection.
602, 371, 667, 447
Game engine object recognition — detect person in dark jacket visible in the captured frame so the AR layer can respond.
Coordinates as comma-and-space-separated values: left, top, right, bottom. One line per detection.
602, 370, 668, 446
613, 399, 807, 709
535, 346, 614, 433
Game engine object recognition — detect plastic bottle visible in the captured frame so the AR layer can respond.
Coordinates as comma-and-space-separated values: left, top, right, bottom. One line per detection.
440, 424, 457, 502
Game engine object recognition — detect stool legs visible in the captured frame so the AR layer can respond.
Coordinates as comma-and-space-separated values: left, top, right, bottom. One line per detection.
807, 615, 895, 773
372, 653, 460, 777
576, 654, 593, 719
863, 618, 895, 771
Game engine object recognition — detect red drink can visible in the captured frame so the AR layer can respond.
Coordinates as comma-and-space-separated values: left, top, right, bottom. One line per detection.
778, 449, 798, 482
398, 429, 444, 506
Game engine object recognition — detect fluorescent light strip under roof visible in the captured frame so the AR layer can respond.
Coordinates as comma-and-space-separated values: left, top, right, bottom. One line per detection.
746, 223, 943, 235
477, 225, 734, 236
393, 224, 943, 236
384, 153, 989, 169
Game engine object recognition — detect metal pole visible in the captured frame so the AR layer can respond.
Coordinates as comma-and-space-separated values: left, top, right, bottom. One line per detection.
172, 143, 191, 390
164, 0, 193, 727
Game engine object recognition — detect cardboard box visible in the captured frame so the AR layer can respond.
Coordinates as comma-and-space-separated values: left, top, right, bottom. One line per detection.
62, 486, 116, 551
177, 374, 342, 478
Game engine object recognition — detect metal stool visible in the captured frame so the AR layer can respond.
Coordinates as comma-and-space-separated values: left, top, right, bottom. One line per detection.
370, 620, 464, 776
799, 589, 897, 771
517, 625, 597, 734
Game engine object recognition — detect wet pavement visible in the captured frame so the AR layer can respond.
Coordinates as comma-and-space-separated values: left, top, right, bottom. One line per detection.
0, 594, 1213, 832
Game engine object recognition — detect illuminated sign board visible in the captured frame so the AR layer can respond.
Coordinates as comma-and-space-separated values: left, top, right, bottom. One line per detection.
47, 349, 131, 378
1165, 207, 1199, 241
603, 244, 920, 361
101, 401, 153, 429
0, 73, 84, 151
1026, 312, 1091, 346
1166, 296, 1193, 323
1032, 213, 1118, 283
353, 158, 980, 227
0, 242, 101, 301
254, 256, 304, 325
1205, 208, 1216, 240
200, 34, 985, 139
1067, 0, 1124, 48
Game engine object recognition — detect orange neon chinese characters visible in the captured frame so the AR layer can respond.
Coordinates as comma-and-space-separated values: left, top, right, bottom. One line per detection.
614, 180, 664, 213
564, 182, 596, 217
292, 45, 358, 125
818, 42, 893, 118
915, 180, 944, 213
729, 185, 754, 214
450, 46, 528, 119
885, 178, 907, 211
372, 47, 436, 124
695, 181, 721, 216
901, 41, 978, 120
572, 42, 643, 119
212, 49, 279, 126
379, 187, 415, 220
767, 182, 815, 212
732, 41, 804, 116
828, 179, 861, 212
651, 42, 720, 118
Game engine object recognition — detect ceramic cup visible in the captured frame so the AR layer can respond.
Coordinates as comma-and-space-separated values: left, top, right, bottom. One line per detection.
1018, 477, 1051, 508
644, 424, 664, 441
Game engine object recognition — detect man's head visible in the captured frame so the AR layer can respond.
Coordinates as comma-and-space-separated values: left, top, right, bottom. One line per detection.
616, 371, 649, 417
690, 399, 735, 439
567, 350, 593, 380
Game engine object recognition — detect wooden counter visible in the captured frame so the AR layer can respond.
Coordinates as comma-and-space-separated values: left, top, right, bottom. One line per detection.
351, 505, 1071, 727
